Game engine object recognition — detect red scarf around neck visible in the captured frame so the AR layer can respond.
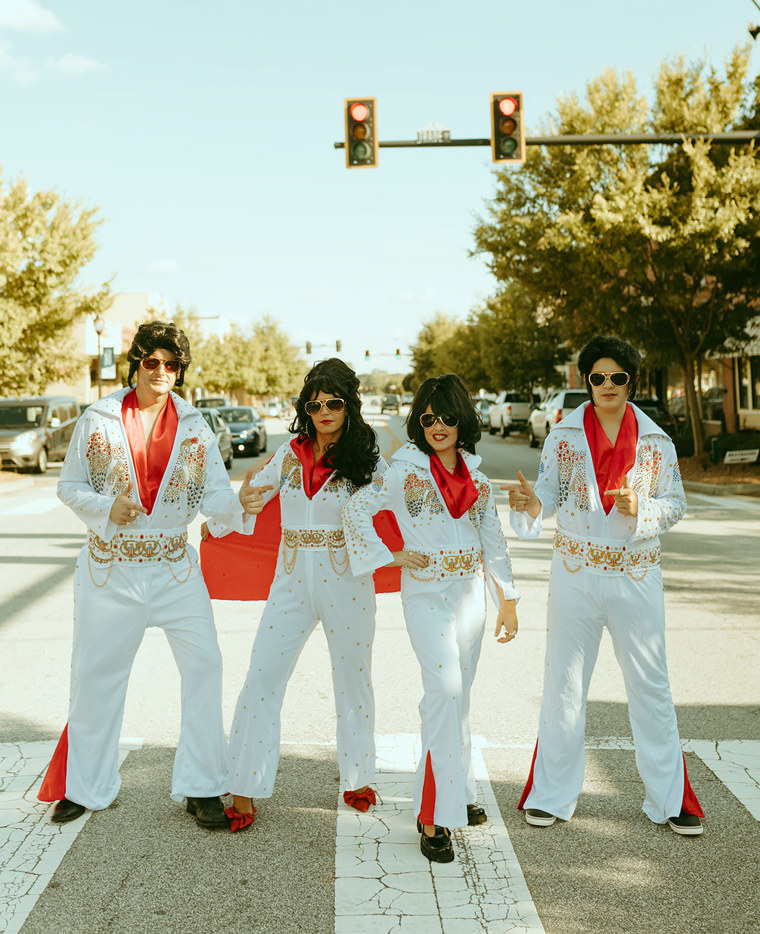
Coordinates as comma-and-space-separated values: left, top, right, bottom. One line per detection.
291, 436, 333, 499
429, 451, 478, 518
121, 389, 178, 514
584, 403, 638, 514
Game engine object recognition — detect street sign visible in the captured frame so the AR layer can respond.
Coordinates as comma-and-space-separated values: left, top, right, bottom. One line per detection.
724, 449, 759, 464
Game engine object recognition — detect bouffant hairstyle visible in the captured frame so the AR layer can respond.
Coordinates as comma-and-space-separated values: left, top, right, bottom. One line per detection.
127, 320, 192, 387
289, 357, 379, 487
577, 335, 641, 404
406, 373, 481, 455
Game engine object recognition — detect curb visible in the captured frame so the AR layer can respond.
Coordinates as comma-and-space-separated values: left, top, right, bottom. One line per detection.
683, 480, 760, 496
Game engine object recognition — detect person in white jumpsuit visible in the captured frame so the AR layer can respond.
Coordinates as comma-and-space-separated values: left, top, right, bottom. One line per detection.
507, 335, 704, 836
38, 321, 263, 830
204, 359, 389, 831
342, 374, 520, 863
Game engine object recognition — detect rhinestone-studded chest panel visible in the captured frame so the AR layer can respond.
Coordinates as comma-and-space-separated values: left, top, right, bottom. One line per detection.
556, 440, 590, 512
403, 471, 444, 519
467, 479, 490, 526
280, 451, 302, 492
162, 436, 206, 508
631, 442, 662, 497
86, 429, 130, 495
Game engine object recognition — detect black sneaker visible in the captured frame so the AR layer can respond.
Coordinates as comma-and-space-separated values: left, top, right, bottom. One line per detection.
525, 808, 557, 827
667, 810, 703, 836
420, 826, 455, 863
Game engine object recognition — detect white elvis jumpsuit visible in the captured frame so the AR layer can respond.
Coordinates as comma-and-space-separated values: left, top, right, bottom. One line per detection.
511, 401, 703, 824
41, 388, 250, 810
342, 442, 519, 829
209, 440, 384, 798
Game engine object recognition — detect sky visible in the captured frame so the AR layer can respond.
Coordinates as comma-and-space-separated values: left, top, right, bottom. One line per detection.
1, 0, 758, 376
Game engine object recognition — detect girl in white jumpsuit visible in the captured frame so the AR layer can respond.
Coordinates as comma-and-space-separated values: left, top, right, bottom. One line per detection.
508, 335, 704, 836
342, 374, 519, 863
205, 359, 389, 830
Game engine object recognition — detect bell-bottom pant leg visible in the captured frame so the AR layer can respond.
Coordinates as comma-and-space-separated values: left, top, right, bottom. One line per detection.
404, 577, 486, 830
314, 561, 377, 791
228, 572, 318, 798
605, 568, 685, 823
65, 561, 150, 810
153, 562, 228, 801
523, 559, 605, 820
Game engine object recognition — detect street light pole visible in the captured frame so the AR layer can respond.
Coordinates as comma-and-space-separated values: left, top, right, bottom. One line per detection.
93, 315, 104, 400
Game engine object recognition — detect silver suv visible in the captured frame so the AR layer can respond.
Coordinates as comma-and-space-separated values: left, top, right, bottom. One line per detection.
527, 389, 588, 447
0, 396, 80, 472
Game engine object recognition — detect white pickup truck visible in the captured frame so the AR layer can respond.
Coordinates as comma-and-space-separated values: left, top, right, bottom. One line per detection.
487, 391, 534, 437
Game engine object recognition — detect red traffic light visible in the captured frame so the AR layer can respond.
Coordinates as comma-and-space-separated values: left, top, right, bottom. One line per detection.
349, 102, 369, 122
491, 92, 525, 165
345, 98, 378, 169
498, 96, 518, 117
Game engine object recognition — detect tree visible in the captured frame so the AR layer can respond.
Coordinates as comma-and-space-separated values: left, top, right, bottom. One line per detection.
473, 47, 760, 455
0, 172, 111, 395
408, 313, 461, 384
250, 316, 305, 397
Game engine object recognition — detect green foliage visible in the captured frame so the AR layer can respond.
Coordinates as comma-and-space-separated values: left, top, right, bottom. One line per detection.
0, 171, 111, 396
472, 46, 760, 455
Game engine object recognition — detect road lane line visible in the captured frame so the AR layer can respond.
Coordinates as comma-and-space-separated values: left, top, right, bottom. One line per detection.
1, 498, 62, 516
335, 733, 545, 934
0, 738, 141, 934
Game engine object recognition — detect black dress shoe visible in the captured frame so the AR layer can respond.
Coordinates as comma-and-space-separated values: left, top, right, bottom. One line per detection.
51, 799, 85, 824
420, 826, 455, 863
186, 796, 229, 830
667, 809, 703, 836
467, 803, 487, 826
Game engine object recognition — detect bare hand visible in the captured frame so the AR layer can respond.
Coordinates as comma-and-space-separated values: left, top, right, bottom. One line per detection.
109, 481, 148, 527
200, 521, 210, 541
494, 600, 518, 644
239, 469, 274, 515
604, 473, 638, 516
502, 471, 540, 517
387, 551, 430, 570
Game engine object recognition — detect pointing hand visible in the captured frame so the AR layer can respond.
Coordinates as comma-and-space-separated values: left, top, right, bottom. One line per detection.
239, 470, 274, 515
109, 481, 148, 526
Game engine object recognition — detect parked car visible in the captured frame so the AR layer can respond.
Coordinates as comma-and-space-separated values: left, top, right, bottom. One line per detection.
475, 399, 494, 428
401, 393, 414, 406
261, 400, 281, 418
199, 408, 234, 470
196, 397, 230, 409
217, 405, 267, 457
381, 394, 400, 414
634, 396, 677, 437
527, 389, 588, 447
488, 391, 535, 437
0, 396, 79, 473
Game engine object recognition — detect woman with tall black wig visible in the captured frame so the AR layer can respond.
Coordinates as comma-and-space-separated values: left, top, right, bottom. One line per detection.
202, 358, 390, 830
342, 374, 519, 863
506, 335, 704, 836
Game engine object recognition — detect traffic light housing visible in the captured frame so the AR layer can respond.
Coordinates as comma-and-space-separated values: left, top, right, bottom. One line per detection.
365, 349, 370, 362
305, 341, 312, 354
336, 340, 342, 352
395, 348, 401, 360
491, 92, 525, 164
345, 98, 378, 169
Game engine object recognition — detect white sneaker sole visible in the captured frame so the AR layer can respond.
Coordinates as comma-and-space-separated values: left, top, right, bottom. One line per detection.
667, 819, 703, 836
525, 811, 557, 827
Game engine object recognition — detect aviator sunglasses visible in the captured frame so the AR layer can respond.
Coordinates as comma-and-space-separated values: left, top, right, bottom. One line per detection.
588, 371, 630, 388
140, 357, 181, 374
420, 413, 459, 429
304, 398, 346, 415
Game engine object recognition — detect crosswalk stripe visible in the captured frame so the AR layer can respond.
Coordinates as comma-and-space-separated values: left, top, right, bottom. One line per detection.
0, 739, 141, 934
1, 498, 62, 516
335, 733, 545, 934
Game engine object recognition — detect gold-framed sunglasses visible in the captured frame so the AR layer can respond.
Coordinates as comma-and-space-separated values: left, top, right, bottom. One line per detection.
304, 398, 346, 415
140, 357, 181, 374
588, 371, 630, 388
420, 413, 459, 429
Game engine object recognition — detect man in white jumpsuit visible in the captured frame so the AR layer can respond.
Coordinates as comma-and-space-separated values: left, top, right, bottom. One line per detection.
38, 321, 263, 829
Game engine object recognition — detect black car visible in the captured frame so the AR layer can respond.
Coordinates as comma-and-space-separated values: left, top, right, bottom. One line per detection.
381, 394, 400, 414
217, 406, 268, 457
635, 397, 677, 437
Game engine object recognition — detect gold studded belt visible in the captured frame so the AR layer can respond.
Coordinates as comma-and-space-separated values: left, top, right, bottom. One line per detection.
409, 545, 483, 582
553, 529, 661, 579
87, 528, 191, 586
281, 526, 348, 575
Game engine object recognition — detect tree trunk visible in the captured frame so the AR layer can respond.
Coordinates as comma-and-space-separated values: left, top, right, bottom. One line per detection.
682, 356, 706, 460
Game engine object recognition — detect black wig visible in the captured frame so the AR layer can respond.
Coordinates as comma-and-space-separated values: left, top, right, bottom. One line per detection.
577, 335, 641, 404
406, 373, 481, 455
127, 320, 192, 387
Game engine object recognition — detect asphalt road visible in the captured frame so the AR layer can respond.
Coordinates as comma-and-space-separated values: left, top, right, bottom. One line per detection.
1, 410, 758, 934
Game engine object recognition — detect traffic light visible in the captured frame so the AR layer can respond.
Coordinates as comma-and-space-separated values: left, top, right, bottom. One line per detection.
490, 92, 525, 164
336, 340, 342, 352
365, 349, 370, 362
395, 348, 401, 360
305, 341, 312, 354
345, 98, 378, 169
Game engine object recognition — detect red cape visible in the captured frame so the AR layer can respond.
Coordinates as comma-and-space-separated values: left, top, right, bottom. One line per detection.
200, 495, 403, 599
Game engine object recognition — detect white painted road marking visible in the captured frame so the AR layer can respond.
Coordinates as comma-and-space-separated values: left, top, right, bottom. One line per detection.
1, 498, 62, 516
335, 733, 545, 934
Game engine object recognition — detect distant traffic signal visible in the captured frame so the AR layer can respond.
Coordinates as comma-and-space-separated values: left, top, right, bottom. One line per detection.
305, 341, 312, 354
490, 92, 525, 164
365, 349, 370, 361
336, 340, 342, 352
395, 348, 401, 360
345, 98, 378, 169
